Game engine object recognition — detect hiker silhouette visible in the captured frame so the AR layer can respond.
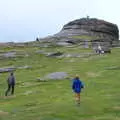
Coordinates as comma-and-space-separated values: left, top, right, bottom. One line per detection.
5, 72, 16, 96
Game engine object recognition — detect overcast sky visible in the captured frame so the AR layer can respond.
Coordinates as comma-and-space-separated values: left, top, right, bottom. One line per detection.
0, 0, 120, 42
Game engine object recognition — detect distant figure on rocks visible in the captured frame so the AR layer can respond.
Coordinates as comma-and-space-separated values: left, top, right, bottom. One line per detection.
72, 76, 84, 105
5, 72, 16, 96
98, 45, 103, 54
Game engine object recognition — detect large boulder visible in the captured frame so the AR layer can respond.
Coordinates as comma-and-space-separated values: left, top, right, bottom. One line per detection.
55, 18, 119, 41
46, 72, 68, 80
39, 18, 119, 48
36, 72, 68, 82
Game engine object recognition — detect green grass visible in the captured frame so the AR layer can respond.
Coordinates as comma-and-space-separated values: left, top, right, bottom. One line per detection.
0, 45, 120, 120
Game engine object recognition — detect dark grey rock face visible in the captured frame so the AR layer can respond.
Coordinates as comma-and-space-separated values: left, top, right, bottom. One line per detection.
39, 18, 119, 48
55, 18, 119, 41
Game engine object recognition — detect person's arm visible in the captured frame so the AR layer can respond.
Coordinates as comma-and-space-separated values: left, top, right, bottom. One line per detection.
81, 82, 84, 88
72, 81, 75, 90
13, 76, 16, 84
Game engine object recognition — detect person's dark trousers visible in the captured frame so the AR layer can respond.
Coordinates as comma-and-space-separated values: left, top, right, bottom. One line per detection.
5, 84, 15, 96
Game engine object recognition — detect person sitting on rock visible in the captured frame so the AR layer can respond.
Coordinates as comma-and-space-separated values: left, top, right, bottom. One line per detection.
98, 45, 102, 54
72, 75, 84, 105
5, 72, 16, 96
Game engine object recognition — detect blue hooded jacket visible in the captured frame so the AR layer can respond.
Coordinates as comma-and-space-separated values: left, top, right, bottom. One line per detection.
72, 78, 84, 93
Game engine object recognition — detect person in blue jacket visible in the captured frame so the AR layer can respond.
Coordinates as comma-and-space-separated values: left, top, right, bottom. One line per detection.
72, 76, 84, 104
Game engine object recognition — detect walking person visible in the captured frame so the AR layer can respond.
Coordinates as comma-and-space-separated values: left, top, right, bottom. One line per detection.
72, 76, 84, 105
5, 72, 16, 96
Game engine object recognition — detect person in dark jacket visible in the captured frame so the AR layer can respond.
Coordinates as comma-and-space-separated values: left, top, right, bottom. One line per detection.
5, 72, 16, 96
72, 76, 84, 104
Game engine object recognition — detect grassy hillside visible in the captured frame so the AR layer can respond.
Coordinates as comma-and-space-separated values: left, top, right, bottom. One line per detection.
0, 45, 120, 120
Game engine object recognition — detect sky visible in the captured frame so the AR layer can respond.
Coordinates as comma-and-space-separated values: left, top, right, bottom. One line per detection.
0, 0, 120, 42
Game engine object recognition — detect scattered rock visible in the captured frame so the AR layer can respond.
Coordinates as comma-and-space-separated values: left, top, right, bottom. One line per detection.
17, 65, 32, 69
86, 72, 101, 77
69, 59, 75, 62
102, 47, 111, 53
36, 50, 45, 54
46, 72, 68, 80
113, 106, 120, 110
3, 52, 16, 58
0, 67, 16, 73
64, 52, 95, 58
0, 110, 9, 115
0, 51, 29, 59
0, 65, 31, 73
105, 66, 120, 70
64, 53, 81, 58
46, 52, 63, 57
37, 72, 68, 81
24, 91, 33, 95
56, 42, 72, 46
36, 78, 48, 82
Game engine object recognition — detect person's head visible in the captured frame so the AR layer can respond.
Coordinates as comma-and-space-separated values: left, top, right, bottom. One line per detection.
75, 75, 79, 80
10, 72, 14, 76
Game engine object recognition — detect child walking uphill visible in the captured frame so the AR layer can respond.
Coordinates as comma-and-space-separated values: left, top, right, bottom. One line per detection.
72, 76, 84, 105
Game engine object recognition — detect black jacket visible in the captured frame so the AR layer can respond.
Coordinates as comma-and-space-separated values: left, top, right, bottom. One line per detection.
7, 75, 15, 85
